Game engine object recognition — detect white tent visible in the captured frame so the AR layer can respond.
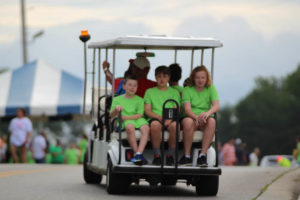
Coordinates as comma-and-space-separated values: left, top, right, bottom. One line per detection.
0, 60, 91, 117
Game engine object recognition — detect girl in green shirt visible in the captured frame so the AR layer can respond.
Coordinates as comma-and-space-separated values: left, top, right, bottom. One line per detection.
110, 75, 150, 165
181, 66, 220, 167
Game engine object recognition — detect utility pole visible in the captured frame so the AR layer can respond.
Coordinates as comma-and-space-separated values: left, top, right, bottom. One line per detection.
20, 0, 28, 65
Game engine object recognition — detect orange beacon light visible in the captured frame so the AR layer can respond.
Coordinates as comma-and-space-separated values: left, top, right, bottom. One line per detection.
79, 30, 90, 43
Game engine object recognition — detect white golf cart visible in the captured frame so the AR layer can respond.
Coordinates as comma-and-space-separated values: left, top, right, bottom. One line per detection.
82, 35, 223, 196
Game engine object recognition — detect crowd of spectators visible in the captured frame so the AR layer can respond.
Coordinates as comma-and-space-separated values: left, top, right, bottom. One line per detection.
218, 138, 260, 166
0, 131, 88, 165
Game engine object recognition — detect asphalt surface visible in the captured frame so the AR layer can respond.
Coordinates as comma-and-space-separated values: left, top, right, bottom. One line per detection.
0, 164, 298, 200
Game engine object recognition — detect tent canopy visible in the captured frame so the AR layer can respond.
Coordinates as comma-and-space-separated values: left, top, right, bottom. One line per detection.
0, 60, 89, 117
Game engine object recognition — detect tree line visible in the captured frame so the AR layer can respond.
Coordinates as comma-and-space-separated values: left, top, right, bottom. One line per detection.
218, 64, 300, 156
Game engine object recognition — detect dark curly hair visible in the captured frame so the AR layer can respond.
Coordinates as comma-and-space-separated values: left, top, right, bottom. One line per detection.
169, 63, 182, 82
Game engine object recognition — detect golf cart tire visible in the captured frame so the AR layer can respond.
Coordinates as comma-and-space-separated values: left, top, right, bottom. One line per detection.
83, 152, 102, 184
106, 158, 130, 194
195, 175, 219, 196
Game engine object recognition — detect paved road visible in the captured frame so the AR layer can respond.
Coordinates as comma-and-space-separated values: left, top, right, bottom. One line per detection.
0, 164, 297, 200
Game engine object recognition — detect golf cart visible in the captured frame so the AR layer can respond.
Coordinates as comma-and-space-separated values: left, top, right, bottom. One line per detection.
82, 35, 223, 196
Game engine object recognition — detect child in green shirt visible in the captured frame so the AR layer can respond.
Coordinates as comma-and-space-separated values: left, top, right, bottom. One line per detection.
144, 66, 181, 166
180, 65, 220, 167
169, 63, 184, 95
110, 75, 150, 165
64, 142, 79, 165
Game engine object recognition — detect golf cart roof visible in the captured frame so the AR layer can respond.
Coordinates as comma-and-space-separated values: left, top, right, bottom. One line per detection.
88, 35, 223, 50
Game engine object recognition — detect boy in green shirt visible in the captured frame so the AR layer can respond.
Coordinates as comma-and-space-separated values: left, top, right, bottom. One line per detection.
169, 63, 184, 95
144, 66, 181, 165
181, 65, 220, 167
110, 75, 150, 165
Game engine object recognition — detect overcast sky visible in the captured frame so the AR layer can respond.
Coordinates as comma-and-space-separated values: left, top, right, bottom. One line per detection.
1, 0, 300, 106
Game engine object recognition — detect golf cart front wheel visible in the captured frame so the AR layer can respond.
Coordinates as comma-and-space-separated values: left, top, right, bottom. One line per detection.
195, 175, 219, 196
106, 158, 130, 194
83, 152, 102, 184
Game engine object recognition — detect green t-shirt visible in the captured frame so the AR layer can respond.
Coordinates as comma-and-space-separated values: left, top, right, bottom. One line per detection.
182, 85, 219, 116
144, 87, 181, 117
297, 143, 300, 163
110, 95, 148, 129
171, 85, 184, 93
78, 139, 88, 163
65, 148, 79, 165
49, 145, 64, 164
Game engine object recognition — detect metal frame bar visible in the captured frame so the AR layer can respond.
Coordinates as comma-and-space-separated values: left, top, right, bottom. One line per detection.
83, 42, 87, 118
214, 114, 219, 167
105, 48, 108, 95
201, 49, 204, 66
98, 48, 101, 103
211, 48, 215, 82
190, 49, 194, 71
161, 99, 180, 172
91, 48, 96, 118
118, 112, 122, 165
112, 48, 116, 98
174, 49, 177, 63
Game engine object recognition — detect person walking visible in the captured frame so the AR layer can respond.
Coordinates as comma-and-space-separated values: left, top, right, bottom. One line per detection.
32, 132, 47, 163
222, 138, 237, 166
8, 108, 32, 163
0, 135, 7, 162
249, 147, 260, 166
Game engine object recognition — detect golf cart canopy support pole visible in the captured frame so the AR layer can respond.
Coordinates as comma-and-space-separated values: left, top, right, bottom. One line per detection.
91, 48, 96, 118
105, 48, 108, 95
83, 42, 87, 118
98, 48, 101, 102
211, 48, 215, 82
201, 49, 204, 65
174, 49, 177, 63
190, 49, 194, 71
112, 48, 116, 98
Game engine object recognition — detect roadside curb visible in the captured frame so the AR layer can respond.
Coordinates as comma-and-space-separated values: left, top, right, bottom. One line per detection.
254, 167, 300, 200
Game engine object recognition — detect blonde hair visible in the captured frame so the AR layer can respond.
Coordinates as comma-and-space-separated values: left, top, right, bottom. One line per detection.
188, 65, 212, 87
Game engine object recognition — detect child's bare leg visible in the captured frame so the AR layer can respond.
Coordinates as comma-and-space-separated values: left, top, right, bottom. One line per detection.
150, 121, 162, 149
167, 121, 178, 149
182, 117, 196, 156
201, 118, 216, 155
126, 124, 138, 153
137, 125, 150, 153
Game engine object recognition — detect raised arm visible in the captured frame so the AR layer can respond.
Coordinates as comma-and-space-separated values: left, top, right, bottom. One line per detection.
103, 61, 113, 85
110, 105, 122, 118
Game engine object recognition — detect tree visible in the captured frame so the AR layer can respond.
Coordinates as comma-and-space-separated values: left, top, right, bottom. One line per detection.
232, 64, 300, 156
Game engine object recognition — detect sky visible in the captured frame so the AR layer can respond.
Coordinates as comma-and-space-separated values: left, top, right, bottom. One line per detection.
0, 0, 300, 106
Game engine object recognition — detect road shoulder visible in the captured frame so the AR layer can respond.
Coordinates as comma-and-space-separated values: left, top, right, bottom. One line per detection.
258, 167, 300, 200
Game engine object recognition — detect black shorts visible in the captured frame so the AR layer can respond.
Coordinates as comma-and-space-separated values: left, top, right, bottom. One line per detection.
148, 118, 162, 126
149, 118, 180, 129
